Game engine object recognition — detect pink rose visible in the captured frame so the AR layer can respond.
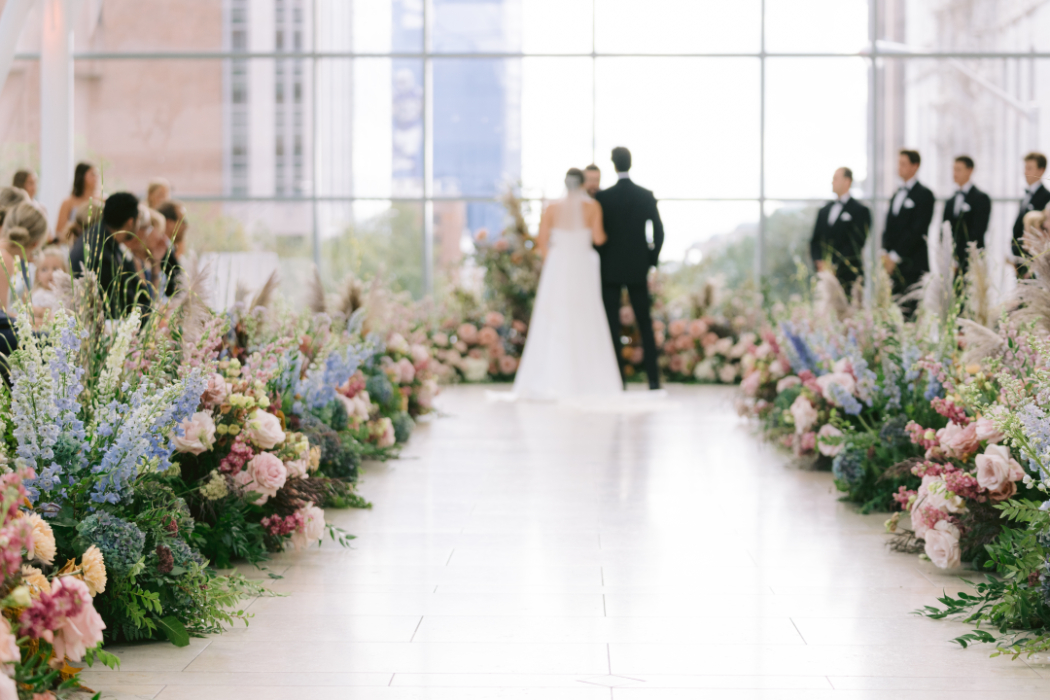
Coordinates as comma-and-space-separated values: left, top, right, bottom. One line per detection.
790, 395, 818, 434
974, 417, 1004, 444
246, 410, 285, 449
669, 319, 687, 337
432, 332, 449, 348
410, 344, 431, 365
173, 411, 216, 455
674, 335, 693, 352
740, 370, 762, 397
701, 332, 719, 349
975, 444, 1024, 493
285, 458, 309, 479
478, 326, 499, 346
484, 311, 505, 327
798, 431, 817, 454
418, 378, 439, 408
0, 618, 17, 665
512, 320, 527, 334
630, 347, 644, 365
200, 373, 229, 408
832, 358, 854, 376
718, 363, 739, 384
776, 376, 801, 393
397, 357, 416, 384
498, 355, 518, 375
923, 520, 962, 569
769, 358, 790, 379
669, 354, 686, 373
815, 372, 856, 402
938, 421, 979, 459
48, 577, 106, 665
817, 424, 844, 457
371, 417, 396, 448
290, 502, 326, 550
688, 319, 708, 338
237, 453, 288, 504
457, 323, 479, 344
619, 306, 635, 326
988, 479, 1018, 502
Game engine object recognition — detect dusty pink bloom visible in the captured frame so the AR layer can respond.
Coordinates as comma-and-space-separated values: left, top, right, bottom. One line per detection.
798, 431, 817, 454
937, 421, 979, 459
457, 323, 479, 344
478, 326, 499, 347
974, 417, 1004, 444
484, 311, 505, 327
246, 410, 285, 449
396, 357, 416, 384
776, 376, 801, 393
668, 354, 686, 374
924, 520, 962, 569
669, 319, 687, 337
815, 372, 856, 402
173, 411, 216, 455
740, 370, 762, 397
498, 355, 518, 375
512, 320, 528, 334
630, 347, 644, 365
371, 417, 396, 448
200, 373, 229, 408
790, 395, 818, 435
284, 458, 309, 479
832, 358, 854, 376
718, 363, 739, 384
290, 503, 326, 550
48, 577, 105, 665
975, 444, 1024, 493
410, 344, 431, 366
236, 453, 288, 504
688, 319, 708, 338
0, 618, 17, 665
619, 306, 635, 326
0, 676, 15, 700
817, 424, 844, 457
387, 333, 410, 355
674, 335, 693, 352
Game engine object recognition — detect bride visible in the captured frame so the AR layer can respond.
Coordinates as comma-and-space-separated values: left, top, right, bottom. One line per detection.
512, 168, 624, 400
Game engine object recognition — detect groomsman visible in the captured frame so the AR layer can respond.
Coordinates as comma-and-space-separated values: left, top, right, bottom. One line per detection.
1012, 152, 1050, 256
583, 164, 601, 197
942, 155, 991, 274
809, 167, 870, 294
882, 149, 935, 294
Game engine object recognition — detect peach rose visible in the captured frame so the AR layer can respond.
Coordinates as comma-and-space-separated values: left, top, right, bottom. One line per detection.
669, 319, 687, 337
478, 326, 499, 346
923, 520, 961, 569
975, 444, 1024, 493
432, 332, 449, 347
457, 323, 479, 344
484, 311, 505, 327
246, 410, 285, 450
688, 319, 708, 338
937, 421, 979, 459
498, 355, 518, 375
718, 363, 739, 384
397, 357, 416, 384
200, 373, 229, 408
173, 411, 216, 455
410, 344, 431, 365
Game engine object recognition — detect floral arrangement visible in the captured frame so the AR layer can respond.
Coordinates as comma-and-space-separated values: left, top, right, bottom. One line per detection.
429, 310, 527, 383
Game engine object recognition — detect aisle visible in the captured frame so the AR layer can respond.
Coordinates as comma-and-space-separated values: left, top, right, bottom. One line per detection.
84, 385, 1048, 699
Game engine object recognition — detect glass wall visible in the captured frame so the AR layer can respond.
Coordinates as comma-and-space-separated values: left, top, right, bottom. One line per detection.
2, 0, 1050, 300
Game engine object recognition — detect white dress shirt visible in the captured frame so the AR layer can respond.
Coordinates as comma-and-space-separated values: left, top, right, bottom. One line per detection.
891, 176, 917, 216
617, 172, 631, 181
1023, 183, 1040, 209
827, 193, 850, 226
951, 181, 972, 215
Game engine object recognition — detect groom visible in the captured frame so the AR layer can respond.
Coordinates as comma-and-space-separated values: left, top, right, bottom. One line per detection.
595, 147, 664, 390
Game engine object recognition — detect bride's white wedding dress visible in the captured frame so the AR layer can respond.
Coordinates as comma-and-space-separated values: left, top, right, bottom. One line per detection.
511, 192, 623, 401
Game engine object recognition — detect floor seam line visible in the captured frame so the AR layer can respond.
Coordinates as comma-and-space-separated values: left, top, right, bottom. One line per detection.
409, 615, 424, 642
790, 617, 807, 645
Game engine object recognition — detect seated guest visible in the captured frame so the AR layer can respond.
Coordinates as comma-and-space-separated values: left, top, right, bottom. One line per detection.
0, 201, 49, 372
0, 187, 29, 226
133, 206, 181, 299
65, 198, 104, 242
31, 246, 67, 315
156, 200, 189, 259
69, 192, 151, 318
1013, 152, 1050, 258
882, 149, 935, 295
57, 162, 100, 243
942, 155, 991, 274
809, 167, 870, 294
147, 178, 171, 210
11, 170, 37, 200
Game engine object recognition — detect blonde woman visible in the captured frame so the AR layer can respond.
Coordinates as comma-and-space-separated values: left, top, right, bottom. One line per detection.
0, 202, 49, 314
147, 178, 171, 210
0, 187, 29, 227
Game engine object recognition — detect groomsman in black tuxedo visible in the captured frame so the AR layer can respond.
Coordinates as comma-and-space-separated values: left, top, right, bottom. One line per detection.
1012, 152, 1050, 257
583, 164, 602, 197
882, 149, 935, 295
595, 147, 664, 390
809, 167, 870, 294
942, 155, 991, 274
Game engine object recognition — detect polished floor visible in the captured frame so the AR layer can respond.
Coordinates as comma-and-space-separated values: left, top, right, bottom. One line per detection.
85, 385, 1050, 699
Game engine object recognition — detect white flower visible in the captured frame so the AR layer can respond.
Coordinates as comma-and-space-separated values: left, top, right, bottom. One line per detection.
921, 475, 967, 514
290, 502, 326, 550
789, 395, 818, 435
693, 359, 716, 381
246, 410, 285, 449
173, 411, 216, 455
718, 363, 739, 384
817, 424, 844, 457
461, 357, 490, 382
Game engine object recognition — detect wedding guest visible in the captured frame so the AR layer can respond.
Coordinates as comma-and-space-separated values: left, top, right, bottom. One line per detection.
0, 186, 29, 226
11, 170, 37, 200
809, 167, 870, 295
882, 149, 935, 295
69, 192, 150, 318
133, 205, 181, 298
65, 198, 104, 242
147, 178, 171, 210
156, 200, 189, 258
0, 201, 47, 367
1012, 152, 1050, 257
583, 165, 601, 197
942, 155, 991, 274
57, 162, 100, 242
31, 246, 67, 312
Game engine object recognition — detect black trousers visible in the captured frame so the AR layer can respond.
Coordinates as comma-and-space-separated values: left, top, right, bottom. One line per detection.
602, 281, 660, 388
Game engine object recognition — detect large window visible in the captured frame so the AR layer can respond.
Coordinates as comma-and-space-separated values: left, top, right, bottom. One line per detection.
3, 0, 1050, 301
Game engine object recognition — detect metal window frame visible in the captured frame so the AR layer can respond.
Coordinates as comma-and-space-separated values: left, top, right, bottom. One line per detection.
14, 1, 1050, 295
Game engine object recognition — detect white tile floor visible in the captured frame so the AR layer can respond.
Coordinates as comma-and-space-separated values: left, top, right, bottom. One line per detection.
83, 385, 1050, 699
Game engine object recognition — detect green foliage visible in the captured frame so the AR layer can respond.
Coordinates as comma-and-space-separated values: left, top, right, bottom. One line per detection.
187, 496, 269, 569
320, 202, 425, 298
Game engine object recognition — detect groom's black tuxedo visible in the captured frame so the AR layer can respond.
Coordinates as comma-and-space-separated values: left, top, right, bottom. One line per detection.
594, 176, 664, 388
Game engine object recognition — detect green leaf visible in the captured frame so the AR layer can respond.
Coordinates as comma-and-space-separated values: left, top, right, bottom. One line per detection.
156, 615, 191, 647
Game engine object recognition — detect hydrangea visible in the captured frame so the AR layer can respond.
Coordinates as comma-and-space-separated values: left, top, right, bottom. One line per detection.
392, 411, 415, 444
366, 373, 395, 408
879, 415, 910, 446
832, 447, 865, 486
77, 512, 146, 574
166, 538, 205, 568
1017, 403, 1050, 480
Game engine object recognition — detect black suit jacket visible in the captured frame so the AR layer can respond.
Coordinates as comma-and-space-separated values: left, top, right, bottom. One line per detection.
1013, 183, 1050, 255
594, 178, 664, 285
943, 184, 991, 272
69, 224, 151, 318
883, 181, 935, 290
809, 197, 870, 291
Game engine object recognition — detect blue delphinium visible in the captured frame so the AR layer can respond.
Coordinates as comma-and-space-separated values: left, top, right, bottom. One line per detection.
902, 343, 921, 391
299, 342, 373, 411
850, 355, 879, 407
827, 381, 863, 416
881, 353, 902, 411
1017, 403, 1050, 480
77, 511, 146, 574
781, 322, 819, 374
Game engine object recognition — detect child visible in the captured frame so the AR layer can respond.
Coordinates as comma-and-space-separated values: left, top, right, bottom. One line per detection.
32, 246, 67, 311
